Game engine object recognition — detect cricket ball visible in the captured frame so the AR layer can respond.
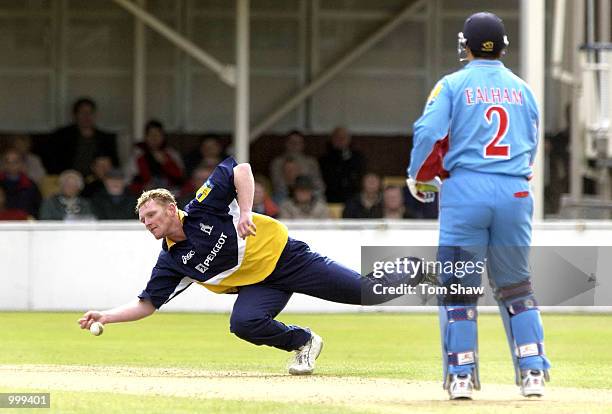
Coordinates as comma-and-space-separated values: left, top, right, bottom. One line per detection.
90, 321, 104, 336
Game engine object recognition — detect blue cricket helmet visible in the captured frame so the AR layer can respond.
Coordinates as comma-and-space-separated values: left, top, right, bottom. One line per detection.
457, 12, 509, 60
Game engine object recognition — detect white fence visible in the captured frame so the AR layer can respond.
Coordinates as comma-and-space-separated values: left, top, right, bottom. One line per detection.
1, 220, 611, 313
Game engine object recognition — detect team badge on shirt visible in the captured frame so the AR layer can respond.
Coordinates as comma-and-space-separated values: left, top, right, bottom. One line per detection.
427, 82, 444, 106
196, 179, 215, 202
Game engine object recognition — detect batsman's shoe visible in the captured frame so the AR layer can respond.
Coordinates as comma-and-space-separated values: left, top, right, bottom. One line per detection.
520, 370, 545, 397
448, 373, 474, 400
288, 331, 323, 375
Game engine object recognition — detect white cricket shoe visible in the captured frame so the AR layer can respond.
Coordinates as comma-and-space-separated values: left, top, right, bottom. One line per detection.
288, 331, 324, 375
448, 373, 474, 400
520, 370, 545, 397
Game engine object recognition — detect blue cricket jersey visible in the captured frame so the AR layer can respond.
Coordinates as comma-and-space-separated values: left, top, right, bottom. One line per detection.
139, 157, 289, 309
408, 59, 539, 181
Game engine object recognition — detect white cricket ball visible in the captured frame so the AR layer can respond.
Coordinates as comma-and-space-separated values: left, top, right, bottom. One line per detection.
90, 322, 104, 336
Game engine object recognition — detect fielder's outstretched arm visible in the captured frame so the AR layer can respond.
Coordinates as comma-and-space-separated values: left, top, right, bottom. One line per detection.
233, 163, 257, 239
78, 299, 156, 329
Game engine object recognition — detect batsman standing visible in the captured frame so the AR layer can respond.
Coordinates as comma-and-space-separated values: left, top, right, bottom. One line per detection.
407, 12, 551, 399
79, 156, 414, 375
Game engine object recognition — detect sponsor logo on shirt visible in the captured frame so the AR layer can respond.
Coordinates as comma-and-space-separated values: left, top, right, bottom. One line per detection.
182, 250, 195, 264
194, 232, 228, 274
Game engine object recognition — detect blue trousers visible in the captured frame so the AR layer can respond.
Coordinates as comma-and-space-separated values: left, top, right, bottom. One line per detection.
437, 169, 550, 376
229, 238, 364, 352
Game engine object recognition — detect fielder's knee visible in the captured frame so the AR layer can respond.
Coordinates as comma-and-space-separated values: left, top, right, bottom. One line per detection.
229, 313, 267, 342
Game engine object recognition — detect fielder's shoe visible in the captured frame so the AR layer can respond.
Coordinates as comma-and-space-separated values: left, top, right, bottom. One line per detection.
448, 373, 474, 400
520, 370, 545, 397
288, 331, 324, 375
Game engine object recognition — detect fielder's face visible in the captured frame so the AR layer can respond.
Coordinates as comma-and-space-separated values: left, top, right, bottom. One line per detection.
139, 200, 175, 240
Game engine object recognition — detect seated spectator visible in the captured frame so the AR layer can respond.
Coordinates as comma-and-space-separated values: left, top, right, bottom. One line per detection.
272, 157, 302, 203
47, 97, 118, 175
90, 169, 137, 220
319, 126, 366, 203
270, 130, 325, 200
184, 136, 226, 175
0, 186, 30, 220
9, 134, 46, 184
0, 148, 41, 218
253, 177, 279, 218
39, 170, 94, 220
343, 172, 383, 218
128, 119, 185, 194
382, 185, 412, 219
279, 175, 329, 219
82, 155, 114, 198
177, 164, 214, 208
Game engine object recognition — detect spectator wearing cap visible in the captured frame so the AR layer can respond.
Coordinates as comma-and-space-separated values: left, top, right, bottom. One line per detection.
270, 130, 325, 202
279, 175, 329, 219
0, 148, 41, 218
90, 169, 138, 220
39, 170, 94, 220
47, 97, 118, 175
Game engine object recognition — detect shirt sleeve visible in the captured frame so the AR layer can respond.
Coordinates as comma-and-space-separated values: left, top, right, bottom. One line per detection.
408, 78, 452, 181
186, 157, 238, 214
138, 256, 193, 309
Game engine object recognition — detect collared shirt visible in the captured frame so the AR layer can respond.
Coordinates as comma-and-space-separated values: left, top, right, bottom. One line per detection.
139, 157, 289, 309
408, 59, 539, 181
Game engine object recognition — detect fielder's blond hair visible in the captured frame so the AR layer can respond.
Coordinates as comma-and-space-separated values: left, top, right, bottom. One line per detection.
135, 188, 176, 213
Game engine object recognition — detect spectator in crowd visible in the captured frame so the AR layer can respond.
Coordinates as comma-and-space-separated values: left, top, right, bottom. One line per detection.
184, 136, 226, 175
270, 130, 325, 201
39, 170, 94, 220
253, 177, 279, 218
9, 134, 46, 184
177, 164, 214, 209
90, 169, 137, 220
82, 156, 114, 198
319, 126, 366, 203
128, 119, 185, 194
0, 148, 41, 218
343, 172, 383, 219
272, 157, 302, 203
0, 186, 30, 220
47, 97, 118, 175
279, 175, 329, 219
382, 185, 411, 219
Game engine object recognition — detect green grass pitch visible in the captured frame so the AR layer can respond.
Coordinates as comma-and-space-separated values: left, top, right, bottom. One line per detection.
1, 312, 611, 413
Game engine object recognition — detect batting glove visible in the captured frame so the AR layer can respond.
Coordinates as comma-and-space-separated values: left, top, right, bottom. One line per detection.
406, 177, 441, 203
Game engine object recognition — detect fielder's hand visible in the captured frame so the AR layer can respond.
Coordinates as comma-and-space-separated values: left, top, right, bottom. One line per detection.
78, 311, 105, 329
237, 211, 257, 239
406, 177, 441, 203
